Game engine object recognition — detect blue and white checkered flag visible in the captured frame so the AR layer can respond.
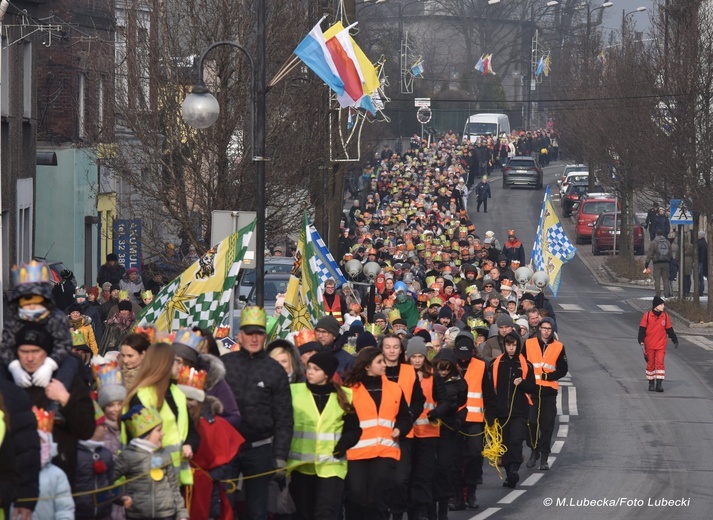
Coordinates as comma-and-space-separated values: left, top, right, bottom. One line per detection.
546, 223, 576, 261
308, 225, 348, 289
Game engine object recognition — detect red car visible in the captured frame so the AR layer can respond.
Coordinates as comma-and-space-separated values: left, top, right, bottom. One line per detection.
575, 195, 620, 244
591, 212, 645, 256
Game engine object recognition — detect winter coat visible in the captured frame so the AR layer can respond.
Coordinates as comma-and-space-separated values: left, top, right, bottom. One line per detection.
475, 181, 491, 202
429, 373, 467, 430
486, 337, 536, 421
222, 348, 294, 460
70, 316, 99, 355
97, 263, 126, 287
480, 334, 507, 362
24, 371, 96, 484
74, 440, 114, 519
0, 409, 17, 515
52, 280, 77, 312
78, 300, 104, 346
119, 275, 145, 305
30, 463, 75, 520
0, 378, 40, 512
199, 353, 241, 430
113, 443, 188, 520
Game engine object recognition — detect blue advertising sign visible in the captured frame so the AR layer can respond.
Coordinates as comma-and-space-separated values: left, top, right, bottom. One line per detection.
113, 219, 142, 270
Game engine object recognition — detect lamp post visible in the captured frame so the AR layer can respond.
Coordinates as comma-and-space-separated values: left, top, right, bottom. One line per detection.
584, 2, 614, 62
622, 7, 646, 39
182, 0, 267, 308
0, 0, 9, 328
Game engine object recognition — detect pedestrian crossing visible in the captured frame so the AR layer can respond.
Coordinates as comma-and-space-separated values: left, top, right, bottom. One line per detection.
679, 334, 713, 351
553, 302, 625, 313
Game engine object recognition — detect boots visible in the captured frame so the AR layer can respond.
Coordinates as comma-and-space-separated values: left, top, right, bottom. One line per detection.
648, 380, 655, 392
655, 380, 664, 392
539, 454, 550, 471
526, 449, 539, 468
503, 465, 519, 488
466, 487, 479, 510
438, 499, 450, 520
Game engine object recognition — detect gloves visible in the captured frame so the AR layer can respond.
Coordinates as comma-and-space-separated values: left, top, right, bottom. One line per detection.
31, 358, 58, 388
8, 360, 32, 388
540, 372, 549, 381
273, 458, 287, 480
427, 410, 437, 423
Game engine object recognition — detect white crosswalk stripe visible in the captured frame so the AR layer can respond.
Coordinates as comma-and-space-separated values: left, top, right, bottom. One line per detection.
604, 286, 625, 292
597, 304, 624, 312
558, 303, 584, 311
680, 335, 713, 351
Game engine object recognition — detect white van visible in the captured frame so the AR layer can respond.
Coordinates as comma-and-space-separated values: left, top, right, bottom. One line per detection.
463, 113, 511, 142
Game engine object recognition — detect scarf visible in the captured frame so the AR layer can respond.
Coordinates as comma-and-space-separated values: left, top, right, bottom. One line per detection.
107, 312, 135, 331
69, 317, 84, 329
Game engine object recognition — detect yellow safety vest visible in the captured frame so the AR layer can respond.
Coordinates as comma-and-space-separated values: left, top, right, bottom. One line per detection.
288, 384, 351, 479
129, 384, 192, 485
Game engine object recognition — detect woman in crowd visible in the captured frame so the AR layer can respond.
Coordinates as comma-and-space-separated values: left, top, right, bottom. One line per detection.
119, 331, 151, 390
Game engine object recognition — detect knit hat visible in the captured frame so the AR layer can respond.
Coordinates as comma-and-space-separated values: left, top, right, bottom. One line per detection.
373, 312, 387, 322
349, 320, 365, 335
307, 352, 339, 379
405, 336, 428, 359
438, 306, 453, 319
515, 318, 529, 334
298, 341, 321, 357
652, 296, 665, 309
315, 315, 341, 338
434, 347, 458, 365
15, 322, 53, 354
496, 314, 514, 327
102, 282, 112, 291
67, 303, 82, 314
87, 287, 99, 299
118, 300, 133, 312
356, 331, 377, 351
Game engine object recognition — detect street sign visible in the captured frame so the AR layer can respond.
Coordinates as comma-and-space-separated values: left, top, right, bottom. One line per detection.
670, 199, 693, 225
414, 98, 431, 107
211, 210, 257, 268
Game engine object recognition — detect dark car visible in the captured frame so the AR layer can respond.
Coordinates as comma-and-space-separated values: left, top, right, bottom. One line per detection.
561, 182, 603, 218
224, 272, 292, 332
502, 156, 543, 189
591, 212, 645, 256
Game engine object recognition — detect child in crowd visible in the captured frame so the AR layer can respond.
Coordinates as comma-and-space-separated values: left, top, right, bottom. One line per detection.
114, 405, 188, 520
75, 402, 114, 520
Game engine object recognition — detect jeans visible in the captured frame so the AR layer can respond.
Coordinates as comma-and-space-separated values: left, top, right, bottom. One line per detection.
235, 443, 275, 520
699, 263, 707, 295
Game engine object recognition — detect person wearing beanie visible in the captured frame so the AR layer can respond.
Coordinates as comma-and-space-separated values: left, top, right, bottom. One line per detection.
486, 332, 535, 489
523, 316, 568, 471
315, 315, 354, 378
97, 252, 126, 288
480, 312, 516, 361
297, 341, 321, 366
373, 312, 390, 334
378, 333, 425, 520
438, 305, 453, 327
356, 331, 377, 352
515, 318, 530, 339
287, 351, 362, 520
638, 297, 678, 394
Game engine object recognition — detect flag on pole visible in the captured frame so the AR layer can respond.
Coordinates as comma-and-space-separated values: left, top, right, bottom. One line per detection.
544, 52, 551, 76
535, 56, 545, 76
272, 213, 334, 339
482, 54, 496, 75
411, 61, 424, 77
294, 17, 345, 96
530, 186, 577, 297
474, 54, 485, 73
136, 219, 256, 331
597, 50, 606, 66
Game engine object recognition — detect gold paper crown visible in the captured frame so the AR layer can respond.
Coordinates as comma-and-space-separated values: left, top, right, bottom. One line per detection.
176, 366, 207, 391
293, 329, 317, 347
388, 308, 402, 323
71, 330, 87, 346
240, 306, 267, 329
429, 297, 443, 307
123, 405, 162, 439
140, 290, 153, 300
172, 328, 204, 351
33, 406, 55, 433
500, 279, 513, 288
118, 290, 130, 301
364, 323, 383, 336
93, 361, 124, 388
12, 260, 53, 286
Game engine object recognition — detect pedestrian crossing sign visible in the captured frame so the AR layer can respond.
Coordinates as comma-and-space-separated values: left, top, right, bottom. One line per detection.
670, 199, 693, 225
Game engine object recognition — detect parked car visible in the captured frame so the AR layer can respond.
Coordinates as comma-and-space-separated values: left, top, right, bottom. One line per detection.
574, 194, 620, 244
558, 171, 590, 198
236, 257, 293, 300
557, 163, 588, 188
224, 272, 292, 332
591, 212, 645, 256
502, 156, 543, 189
561, 182, 603, 218
34, 259, 77, 286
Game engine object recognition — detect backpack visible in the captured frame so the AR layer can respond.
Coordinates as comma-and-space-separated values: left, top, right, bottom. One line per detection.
654, 237, 671, 262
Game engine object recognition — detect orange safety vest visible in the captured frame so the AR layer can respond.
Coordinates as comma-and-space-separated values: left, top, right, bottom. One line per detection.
323, 294, 343, 325
458, 358, 486, 423
396, 364, 417, 439
412, 376, 440, 438
347, 376, 402, 461
525, 337, 563, 390
492, 354, 533, 405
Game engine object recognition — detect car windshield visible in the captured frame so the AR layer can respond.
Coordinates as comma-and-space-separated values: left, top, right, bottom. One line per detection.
568, 174, 589, 184
465, 122, 498, 135
246, 276, 291, 302
583, 201, 617, 215
241, 263, 293, 286
564, 165, 587, 175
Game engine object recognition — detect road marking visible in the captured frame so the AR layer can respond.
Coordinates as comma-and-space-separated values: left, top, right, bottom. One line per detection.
558, 303, 584, 311
680, 335, 713, 351
597, 304, 624, 312
548, 455, 557, 467
559, 381, 572, 386
605, 286, 625, 292
556, 391, 562, 415
469, 508, 501, 520
557, 424, 569, 437
559, 415, 569, 422
498, 490, 527, 504
521, 473, 544, 486
551, 440, 565, 454
568, 387, 578, 415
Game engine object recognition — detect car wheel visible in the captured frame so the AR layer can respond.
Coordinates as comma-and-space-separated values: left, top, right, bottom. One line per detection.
563, 209, 570, 218
576, 234, 583, 245
592, 241, 600, 256
635, 247, 645, 256
502, 180, 508, 189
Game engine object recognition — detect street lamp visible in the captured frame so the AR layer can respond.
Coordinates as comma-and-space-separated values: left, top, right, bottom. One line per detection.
622, 7, 647, 37
182, 0, 268, 308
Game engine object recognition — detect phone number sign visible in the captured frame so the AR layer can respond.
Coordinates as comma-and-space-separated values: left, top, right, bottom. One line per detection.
113, 219, 142, 270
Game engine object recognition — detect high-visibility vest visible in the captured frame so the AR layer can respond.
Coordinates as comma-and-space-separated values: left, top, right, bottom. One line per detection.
525, 337, 563, 390
323, 295, 343, 324
288, 383, 351, 479
396, 364, 417, 439
135, 385, 193, 485
492, 354, 533, 406
458, 358, 486, 423
412, 376, 440, 438
347, 376, 402, 461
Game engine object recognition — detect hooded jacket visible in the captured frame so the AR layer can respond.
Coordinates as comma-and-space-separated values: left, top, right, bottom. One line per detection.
486, 334, 536, 421
74, 440, 114, 519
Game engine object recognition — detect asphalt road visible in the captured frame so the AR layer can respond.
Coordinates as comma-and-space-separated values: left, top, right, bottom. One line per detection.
448, 163, 713, 520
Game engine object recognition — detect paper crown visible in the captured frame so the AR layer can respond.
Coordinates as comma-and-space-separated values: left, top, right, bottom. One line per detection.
415, 319, 432, 331
364, 323, 383, 336
293, 329, 317, 347
176, 366, 207, 402
240, 306, 267, 329
467, 318, 490, 332
172, 328, 204, 352
122, 404, 162, 439
33, 406, 55, 433
134, 325, 157, 344
465, 285, 479, 296
74, 286, 87, 298
140, 290, 153, 300
12, 260, 53, 287
500, 279, 513, 288
388, 308, 401, 324
93, 361, 124, 388
118, 290, 130, 301
429, 297, 443, 307
93, 400, 106, 425
71, 330, 87, 346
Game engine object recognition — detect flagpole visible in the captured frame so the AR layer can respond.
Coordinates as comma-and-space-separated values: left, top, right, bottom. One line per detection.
530, 185, 549, 270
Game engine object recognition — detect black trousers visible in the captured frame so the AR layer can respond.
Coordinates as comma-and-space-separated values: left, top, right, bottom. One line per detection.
235, 443, 274, 520
501, 416, 528, 472
527, 393, 557, 455
387, 437, 412, 514
345, 458, 395, 520
433, 427, 458, 500
476, 198, 488, 212
453, 421, 484, 491
290, 471, 345, 520
409, 437, 437, 507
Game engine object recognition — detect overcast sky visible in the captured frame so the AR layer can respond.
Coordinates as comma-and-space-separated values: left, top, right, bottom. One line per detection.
600, 0, 655, 37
